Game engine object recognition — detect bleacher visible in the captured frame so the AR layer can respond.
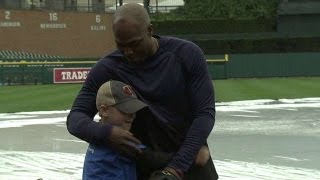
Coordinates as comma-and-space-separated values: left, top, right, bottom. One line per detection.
0, 50, 67, 60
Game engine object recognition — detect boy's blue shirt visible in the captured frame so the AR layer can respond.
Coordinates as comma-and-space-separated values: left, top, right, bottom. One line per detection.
83, 144, 136, 180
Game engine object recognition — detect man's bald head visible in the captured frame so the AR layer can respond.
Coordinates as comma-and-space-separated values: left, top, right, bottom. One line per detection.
112, 3, 156, 64
113, 3, 150, 29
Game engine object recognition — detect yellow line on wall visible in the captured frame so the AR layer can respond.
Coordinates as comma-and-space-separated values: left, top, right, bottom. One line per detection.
207, 54, 229, 62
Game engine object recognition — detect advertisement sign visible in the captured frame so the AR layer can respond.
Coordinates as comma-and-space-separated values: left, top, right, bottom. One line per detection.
54, 68, 91, 83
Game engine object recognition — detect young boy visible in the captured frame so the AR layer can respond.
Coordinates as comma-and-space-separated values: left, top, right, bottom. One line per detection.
82, 80, 210, 180
82, 80, 147, 180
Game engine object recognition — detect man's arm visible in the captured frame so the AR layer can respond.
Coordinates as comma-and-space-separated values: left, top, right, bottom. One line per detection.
166, 43, 216, 175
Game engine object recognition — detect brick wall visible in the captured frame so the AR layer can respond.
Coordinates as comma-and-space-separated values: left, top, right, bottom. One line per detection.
0, 9, 116, 58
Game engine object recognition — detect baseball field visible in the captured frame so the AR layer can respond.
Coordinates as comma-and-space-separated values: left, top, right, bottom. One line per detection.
0, 77, 319, 113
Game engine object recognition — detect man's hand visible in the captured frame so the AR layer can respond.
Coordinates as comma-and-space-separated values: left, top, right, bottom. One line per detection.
195, 145, 210, 166
108, 126, 142, 157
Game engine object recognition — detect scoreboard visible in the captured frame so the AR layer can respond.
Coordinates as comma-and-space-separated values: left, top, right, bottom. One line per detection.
0, 9, 116, 57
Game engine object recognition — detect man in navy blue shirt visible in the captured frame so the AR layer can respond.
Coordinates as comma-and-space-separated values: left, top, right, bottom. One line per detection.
67, 3, 218, 180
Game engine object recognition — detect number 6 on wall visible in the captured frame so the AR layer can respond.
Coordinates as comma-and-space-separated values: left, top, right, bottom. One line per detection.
96, 15, 101, 23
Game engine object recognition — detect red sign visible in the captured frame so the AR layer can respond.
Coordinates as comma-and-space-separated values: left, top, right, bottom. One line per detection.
54, 68, 91, 83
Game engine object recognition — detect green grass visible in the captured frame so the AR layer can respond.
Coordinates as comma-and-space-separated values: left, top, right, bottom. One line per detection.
214, 77, 320, 102
0, 84, 82, 113
0, 77, 319, 113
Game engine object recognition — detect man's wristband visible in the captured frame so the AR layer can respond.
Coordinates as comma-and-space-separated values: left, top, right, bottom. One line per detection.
149, 170, 180, 180
174, 169, 184, 179
163, 168, 184, 180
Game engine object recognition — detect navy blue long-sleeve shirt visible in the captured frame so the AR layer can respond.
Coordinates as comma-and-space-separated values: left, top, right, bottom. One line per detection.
67, 35, 216, 173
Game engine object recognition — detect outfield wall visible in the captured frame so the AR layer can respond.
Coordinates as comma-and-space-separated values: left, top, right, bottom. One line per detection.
0, 61, 94, 85
1, 52, 319, 85
208, 52, 320, 79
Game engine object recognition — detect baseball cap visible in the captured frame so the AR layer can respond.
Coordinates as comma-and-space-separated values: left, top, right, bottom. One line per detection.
96, 80, 147, 114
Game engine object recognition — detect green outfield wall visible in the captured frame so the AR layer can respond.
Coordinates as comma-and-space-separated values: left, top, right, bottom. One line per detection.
1, 52, 319, 85
0, 61, 94, 85
208, 52, 320, 79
